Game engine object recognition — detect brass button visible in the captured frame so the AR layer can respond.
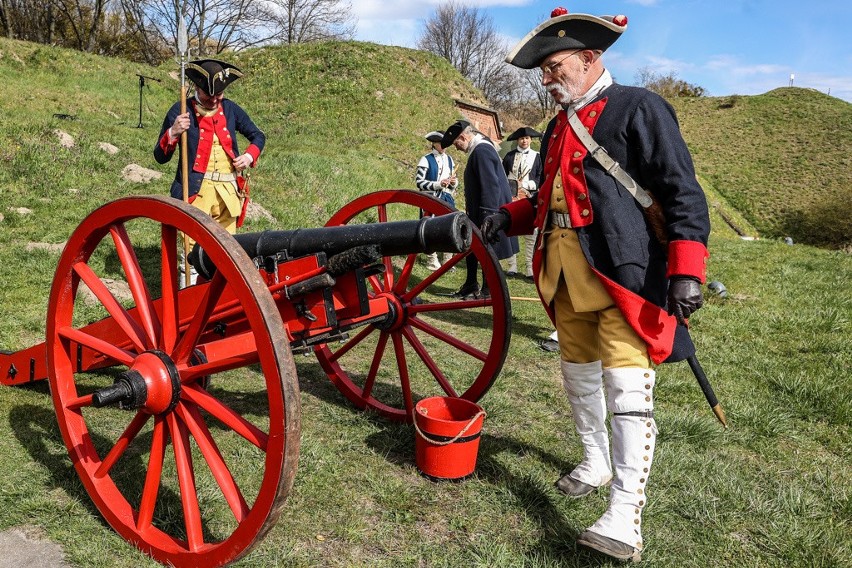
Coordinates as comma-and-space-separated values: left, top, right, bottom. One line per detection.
635, 508, 640, 514
645, 445, 650, 450
589, 110, 597, 117
556, 197, 563, 202
548, 157, 553, 163
639, 500, 645, 506
640, 478, 646, 483
646, 433, 651, 438
643, 456, 650, 461
645, 384, 651, 389
643, 468, 649, 473
645, 396, 651, 402
578, 193, 587, 201
581, 209, 590, 217
644, 372, 650, 378
646, 422, 652, 427
637, 488, 644, 494
634, 519, 640, 525
573, 151, 581, 158
572, 167, 580, 174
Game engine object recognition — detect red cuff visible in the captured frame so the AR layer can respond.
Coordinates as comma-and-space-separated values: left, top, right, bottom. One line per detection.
667, 240, 709, 283
503, 198, 536, 237
159, 131, 177, 154
246, 144, 261, 166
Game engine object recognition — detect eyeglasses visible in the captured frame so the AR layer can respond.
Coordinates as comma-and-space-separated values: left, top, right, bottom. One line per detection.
539, 50, 582, 77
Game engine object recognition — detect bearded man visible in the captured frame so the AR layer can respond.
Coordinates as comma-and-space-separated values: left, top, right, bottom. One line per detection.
481, 8, 710, 562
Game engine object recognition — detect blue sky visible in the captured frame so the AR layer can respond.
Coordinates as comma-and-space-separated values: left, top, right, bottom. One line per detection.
350, 0, 852, 102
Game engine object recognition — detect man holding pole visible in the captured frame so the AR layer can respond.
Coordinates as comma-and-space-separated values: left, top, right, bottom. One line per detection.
481, 8, 711, 562
154, 58, 265, 285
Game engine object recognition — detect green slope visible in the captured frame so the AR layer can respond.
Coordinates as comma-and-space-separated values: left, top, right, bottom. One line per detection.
672, 88, 852, 248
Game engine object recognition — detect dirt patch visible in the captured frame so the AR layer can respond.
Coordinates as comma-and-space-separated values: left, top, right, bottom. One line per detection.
0, 527, 70, 567
78, 277, 133, 305
26, 241, 67, 254
53, 129, 75, 149
122, 163, 162, 184
244, 200, 277, 224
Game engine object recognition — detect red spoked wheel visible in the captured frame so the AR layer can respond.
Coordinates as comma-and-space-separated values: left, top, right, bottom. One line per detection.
314, 190, 511, 422
46, 196, 300, 567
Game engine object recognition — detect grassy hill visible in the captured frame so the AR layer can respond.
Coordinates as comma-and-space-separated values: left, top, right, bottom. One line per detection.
0, 38, 848, 567
672, 88, 852, 249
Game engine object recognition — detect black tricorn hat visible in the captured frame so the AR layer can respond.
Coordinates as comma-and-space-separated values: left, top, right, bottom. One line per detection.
441, 120, 470, 148
505, 8, 628, 69
507, 126, 542, 141
425, 131, 445, 143
185, 59, 243, 95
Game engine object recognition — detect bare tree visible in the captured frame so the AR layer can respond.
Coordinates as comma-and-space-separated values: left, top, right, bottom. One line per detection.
47, 0, 107, 52
122, 0, 276, 58
262, 0, 355, 44
417, 1, 514, 105
635, 66, 706, 99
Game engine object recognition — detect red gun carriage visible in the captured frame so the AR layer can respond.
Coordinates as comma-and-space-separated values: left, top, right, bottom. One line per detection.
0, 190, 511, 566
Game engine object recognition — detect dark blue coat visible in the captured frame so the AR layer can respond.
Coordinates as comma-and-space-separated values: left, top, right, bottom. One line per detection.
503, 84, 710, 363
154, 98, 265, 200
464, 138, 519, 260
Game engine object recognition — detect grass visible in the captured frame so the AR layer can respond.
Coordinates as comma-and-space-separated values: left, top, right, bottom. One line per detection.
0, 37, 849, 567
672, 88, 852, 249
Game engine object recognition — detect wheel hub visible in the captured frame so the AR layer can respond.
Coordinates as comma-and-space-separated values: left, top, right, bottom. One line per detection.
372, 292, 405, 331
92, 350, 181, 414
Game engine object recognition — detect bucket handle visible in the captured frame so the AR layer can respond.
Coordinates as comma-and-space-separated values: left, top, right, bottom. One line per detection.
413, 410, 487, 446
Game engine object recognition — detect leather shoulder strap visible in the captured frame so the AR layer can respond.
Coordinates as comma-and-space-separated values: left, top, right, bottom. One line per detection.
566, 111, 653, 208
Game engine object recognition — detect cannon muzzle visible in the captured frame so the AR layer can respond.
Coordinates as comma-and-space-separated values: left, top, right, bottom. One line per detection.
191, 211, 473, 280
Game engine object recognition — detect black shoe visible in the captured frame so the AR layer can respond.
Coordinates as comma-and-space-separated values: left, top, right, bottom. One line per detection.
577, 530, 642, 562
453, 283, 480, 299
506, 271, 518, 277
539, 339, 560, 353
479, 287, 491, 299
555, 473, 601, 498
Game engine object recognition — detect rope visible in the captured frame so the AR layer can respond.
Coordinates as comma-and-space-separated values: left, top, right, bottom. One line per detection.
413, 409, 486, 446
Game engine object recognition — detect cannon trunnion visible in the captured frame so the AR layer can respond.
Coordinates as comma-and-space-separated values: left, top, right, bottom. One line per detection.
0, 190, 511, 567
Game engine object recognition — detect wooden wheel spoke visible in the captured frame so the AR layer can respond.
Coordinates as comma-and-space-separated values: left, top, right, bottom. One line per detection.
166, 412, 204, 551
58, 325, 135, 366
110, 223, 160, 348
326, 325, 376, 363
390, 333, 414, 416
137, 416, 167, 531
176, 402, 249, 523
180, 353, 258, 383
181, 384, 269, 451
402, 252, 467, 301
173, 271, 228, 363
401, 326, 458, 397
407, 316, 488, 361
361, 332, 390, 401
160, 225, 180, 353
73, 261, 149, 352
95, 412, 151, 479
392, 253, 417, 294
367, 274, 384, 294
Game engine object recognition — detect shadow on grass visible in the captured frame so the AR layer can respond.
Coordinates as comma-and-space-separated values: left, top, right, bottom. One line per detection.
8, 395, 216, 546
364, 424, 612, 565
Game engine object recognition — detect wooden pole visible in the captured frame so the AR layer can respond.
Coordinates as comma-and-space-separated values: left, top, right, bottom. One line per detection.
180, 83, 191, 288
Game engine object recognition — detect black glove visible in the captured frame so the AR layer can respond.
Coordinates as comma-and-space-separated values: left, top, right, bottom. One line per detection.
480, 210, 510, 244
667, 276, 703, 325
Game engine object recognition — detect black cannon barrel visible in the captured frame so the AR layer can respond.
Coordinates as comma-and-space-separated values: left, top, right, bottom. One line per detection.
190, 211, 473, 280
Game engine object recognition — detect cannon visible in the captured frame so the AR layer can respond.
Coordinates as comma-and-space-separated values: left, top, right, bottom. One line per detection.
0, 190, 511, 566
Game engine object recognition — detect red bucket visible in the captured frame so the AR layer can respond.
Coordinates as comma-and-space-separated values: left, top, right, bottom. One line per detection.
414, 396, 486, 480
